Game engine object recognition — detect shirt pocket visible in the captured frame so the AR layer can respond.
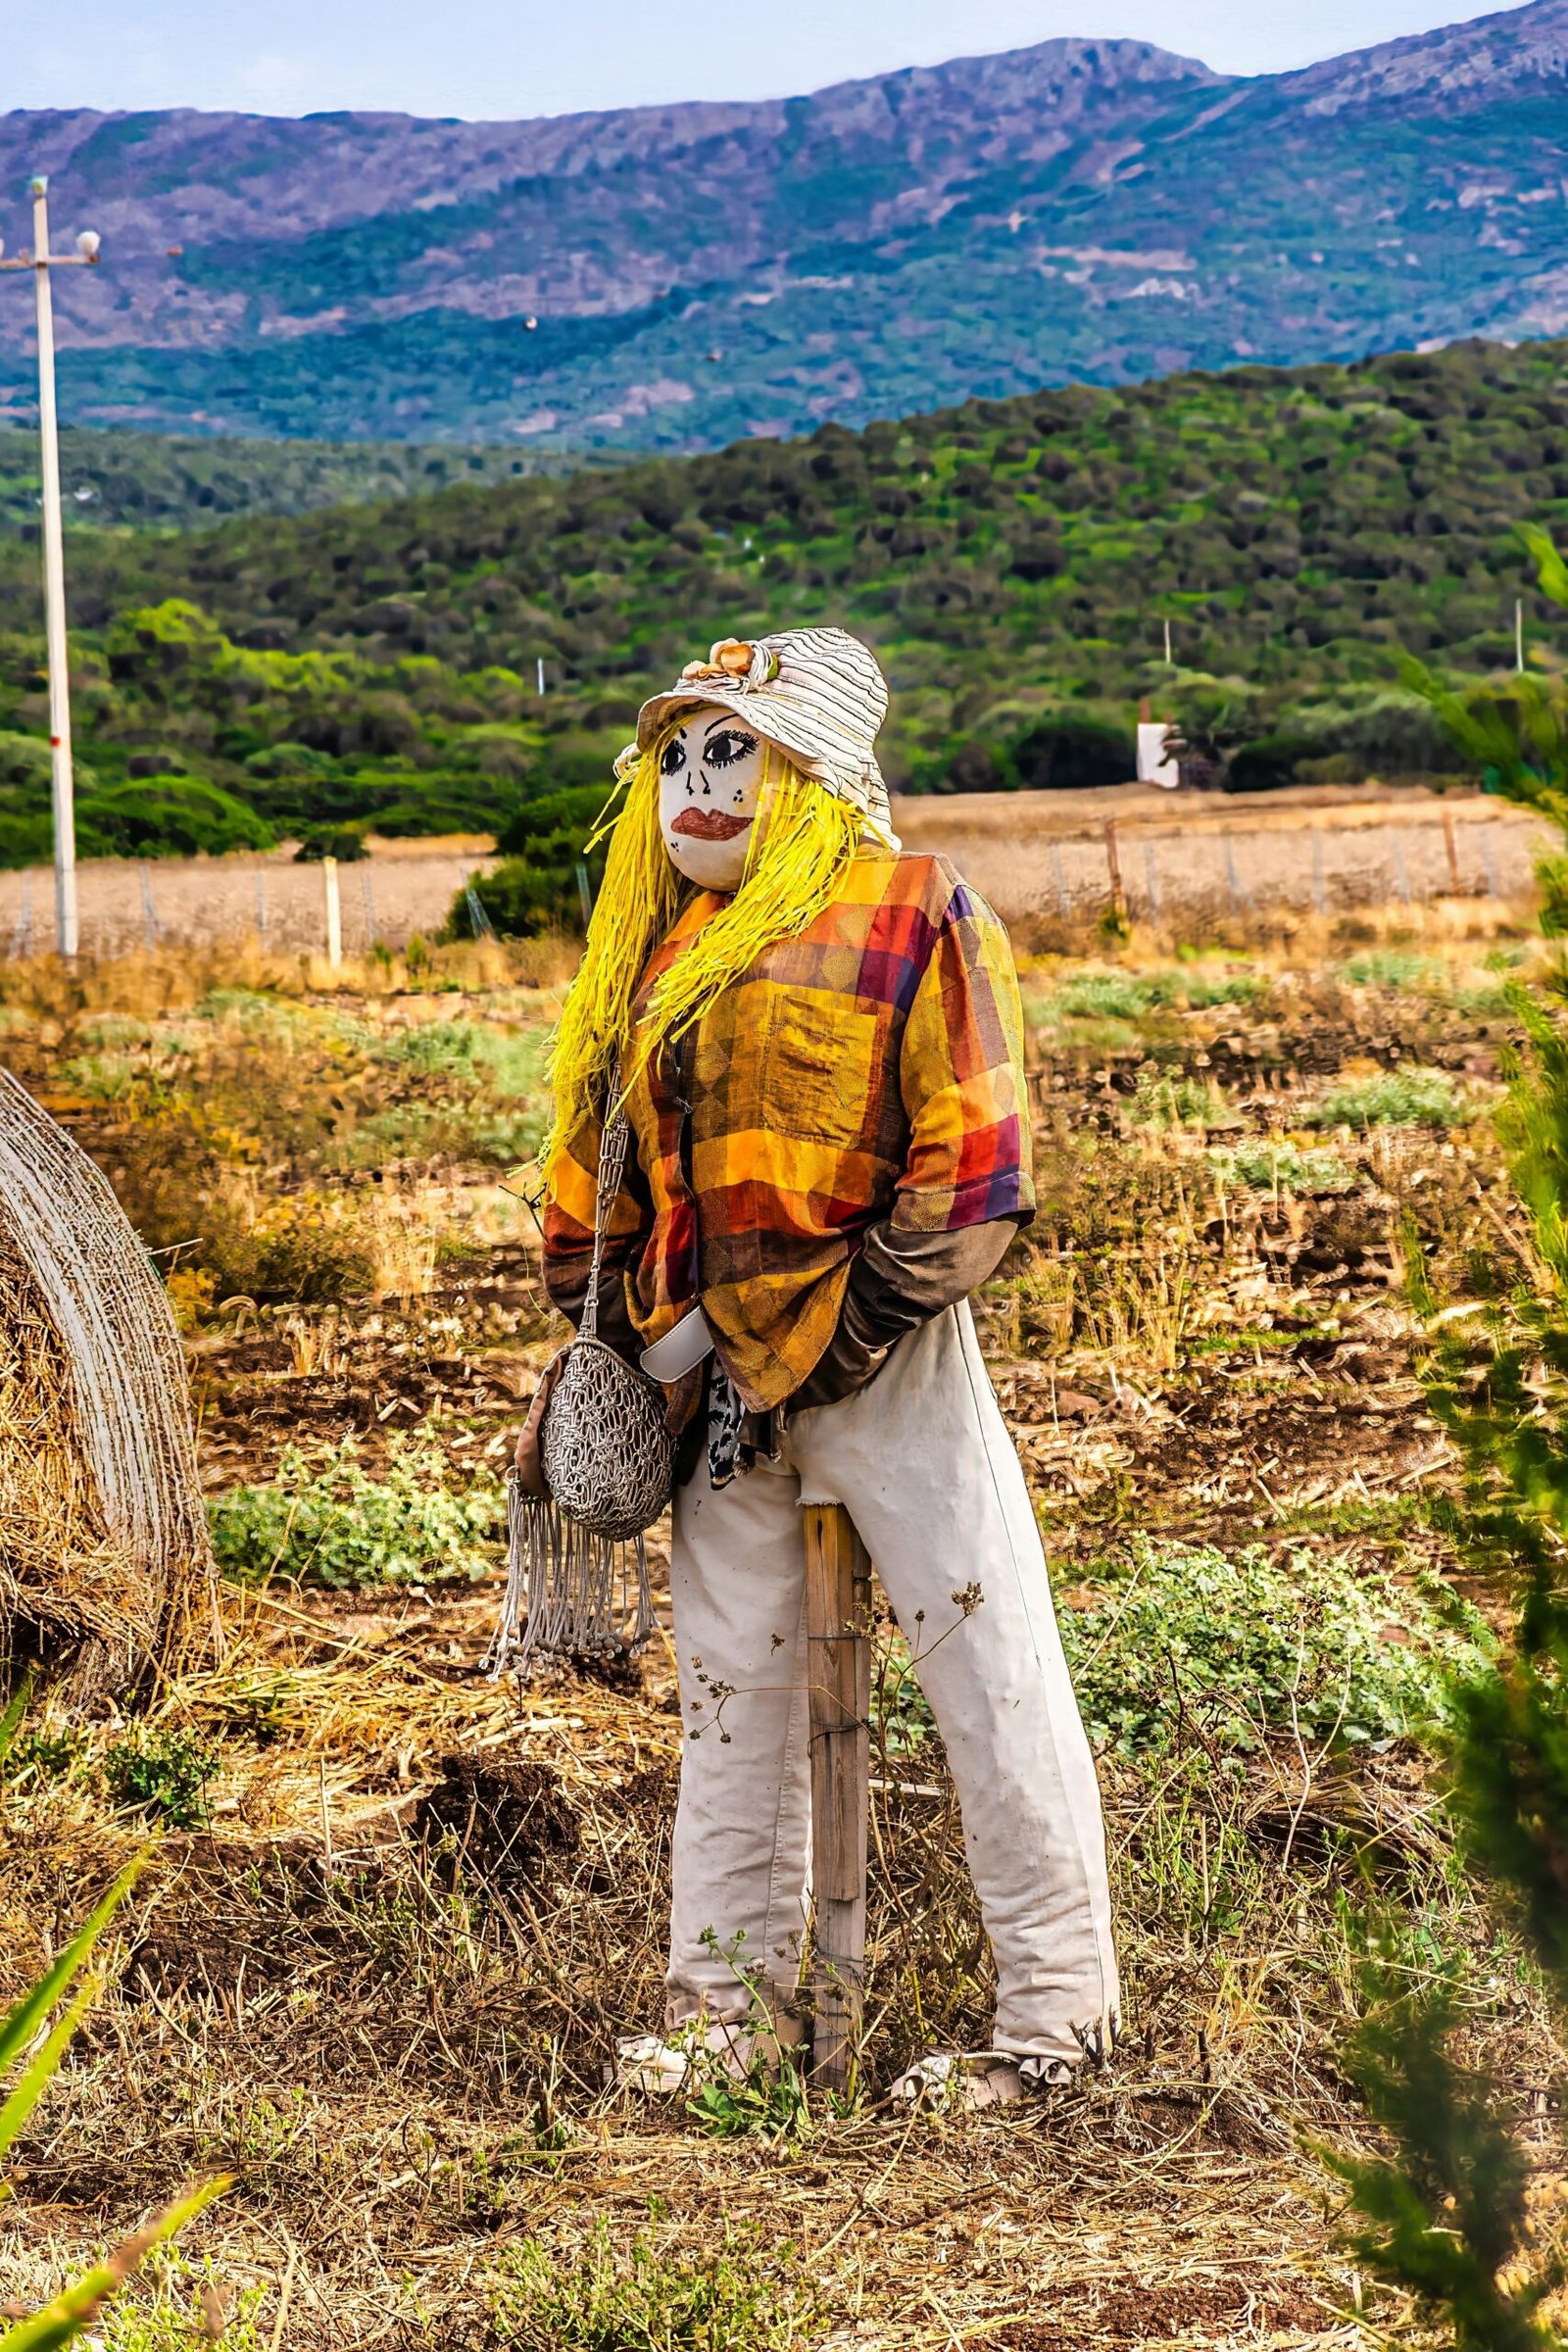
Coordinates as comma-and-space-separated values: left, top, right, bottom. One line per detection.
759, 992, 884, 1148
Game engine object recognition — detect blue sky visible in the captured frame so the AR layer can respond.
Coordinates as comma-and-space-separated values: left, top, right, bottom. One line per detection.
10, 1, 1521, 119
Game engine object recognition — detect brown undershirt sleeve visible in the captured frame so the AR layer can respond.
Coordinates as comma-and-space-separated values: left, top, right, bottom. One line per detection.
793, 1214, 1022, 1410
542, 1254, 641, 1359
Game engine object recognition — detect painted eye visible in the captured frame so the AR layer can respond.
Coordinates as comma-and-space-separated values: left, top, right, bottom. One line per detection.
705, 729, 757, 770
660, 739, 688, 777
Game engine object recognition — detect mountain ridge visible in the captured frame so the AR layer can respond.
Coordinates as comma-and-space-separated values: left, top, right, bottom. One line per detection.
1, 3, 1566, 450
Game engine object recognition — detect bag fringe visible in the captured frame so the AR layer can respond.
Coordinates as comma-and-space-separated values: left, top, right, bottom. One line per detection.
485, 1473, 655, 1675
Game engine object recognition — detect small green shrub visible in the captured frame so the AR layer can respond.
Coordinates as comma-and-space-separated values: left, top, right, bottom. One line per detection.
1053, 970, 1152, 1020
1209, 1141, 1359, 1193
293, 822, 368, 861
101, 2259, 265, 2351
207, 1204, 373, 1307
209, 1428, 505, 1591
76, 775, 272, 858
5, 1725, 90, 1785
487, 2223, 822, 2351
1172, 966, 1259, 1009
377, 1016, 546, 1097
102, 1727, 219, 1830
1340, 950, 1446, 993
457, 856, 584, 940
1031, 966, 1257, 1027
1059, 1541, 1486, 1760
1129, 1069, 1234, 1129
1305, 1066, 1473, 1131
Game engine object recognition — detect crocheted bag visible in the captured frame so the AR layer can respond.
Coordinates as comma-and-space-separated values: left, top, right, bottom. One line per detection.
486, 1091, 672, 1670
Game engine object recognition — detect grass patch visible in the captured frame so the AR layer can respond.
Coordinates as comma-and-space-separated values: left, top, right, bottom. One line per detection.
1059, 1540, 1487, 1760
209, 1427, 505, 1591
1129, 1069, 1237, 1130
102, 2261, 267, 2351
487, 2224, 823, 2350
1339, 950, 1446, 994
1209, 1140, 1360, 1192
1305, 1065, 1474, 1131
103, 1725, 220, 1830
1029, 965, 1258, 1029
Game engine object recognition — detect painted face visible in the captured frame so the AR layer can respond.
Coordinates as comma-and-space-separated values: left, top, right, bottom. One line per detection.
658, 707, 767, 892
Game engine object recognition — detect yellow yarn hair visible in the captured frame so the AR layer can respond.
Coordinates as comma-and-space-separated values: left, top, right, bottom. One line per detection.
543, 734, 861, 1179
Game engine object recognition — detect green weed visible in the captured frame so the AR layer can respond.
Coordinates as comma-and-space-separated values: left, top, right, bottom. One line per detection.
4, 1725, 91, 1786
102, 1726, 219, 1831
1059, 1540, 1488, 1760
1305, 1066, 1474, 1131
1051, 970, 1154, 1020
208, 1426, 505, 1591
1031, 966, 1258, 1027
1340, 950, 1446, 993
1209, 1140, 1359, 1192
100, 2258, 265, 2352
487, 2222, 823, 2351
685, 2052, 811, 2143
1129, 1069, 1235, 1129
871, 1633, 937, 1756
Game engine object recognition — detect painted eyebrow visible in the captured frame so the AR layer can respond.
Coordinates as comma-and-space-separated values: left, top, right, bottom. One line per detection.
704, 715, 756, 737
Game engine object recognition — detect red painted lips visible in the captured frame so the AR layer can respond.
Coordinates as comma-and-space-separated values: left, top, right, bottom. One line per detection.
670, 807, 752, 841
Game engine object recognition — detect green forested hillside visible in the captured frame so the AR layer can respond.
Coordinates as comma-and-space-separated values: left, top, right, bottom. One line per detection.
2, 336, 1566, 870
0, 424, 573, 533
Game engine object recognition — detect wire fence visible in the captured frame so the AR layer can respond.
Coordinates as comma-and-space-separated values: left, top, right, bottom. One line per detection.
943, 805, 1547, 932
0, 849, 496, 962
0, 807, 1550, 963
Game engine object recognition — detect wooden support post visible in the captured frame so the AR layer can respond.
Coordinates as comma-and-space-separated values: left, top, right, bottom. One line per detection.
1103, 819, 1126, 922
804, 1501, 872, 2094
1443, 807, 1463, 898
321, 855, 342, 970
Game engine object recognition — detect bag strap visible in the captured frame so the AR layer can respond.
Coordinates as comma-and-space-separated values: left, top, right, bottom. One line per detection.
580, 1068, 629, 1346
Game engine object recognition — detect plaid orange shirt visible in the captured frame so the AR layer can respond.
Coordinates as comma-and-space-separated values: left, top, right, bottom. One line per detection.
544, 848, 1034, 1411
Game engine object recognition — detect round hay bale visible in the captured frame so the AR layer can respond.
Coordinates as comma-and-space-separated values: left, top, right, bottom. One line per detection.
0, 1067, 216, 1699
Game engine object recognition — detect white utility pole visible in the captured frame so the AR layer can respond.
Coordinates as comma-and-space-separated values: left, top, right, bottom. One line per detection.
1516, 598, 1526, 675
0, 178, 102, 958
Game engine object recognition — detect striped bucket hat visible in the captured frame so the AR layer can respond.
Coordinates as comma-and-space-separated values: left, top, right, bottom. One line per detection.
632, 627, 899, 847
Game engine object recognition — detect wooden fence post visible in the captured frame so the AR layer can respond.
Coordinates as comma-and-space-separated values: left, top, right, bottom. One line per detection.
1142, 836, 1161, 920
321, 856, 343, 970
1103, 820, 1126, 922
804, 1501, 872, 2094
1442, 808, 1463, 897
1391, 829, 1412, 906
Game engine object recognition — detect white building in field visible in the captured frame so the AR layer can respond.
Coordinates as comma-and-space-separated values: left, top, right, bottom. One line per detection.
1136, 719, 1180, 789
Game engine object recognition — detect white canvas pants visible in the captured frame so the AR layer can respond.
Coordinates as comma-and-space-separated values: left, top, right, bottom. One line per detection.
667, 1301, 1119, 2066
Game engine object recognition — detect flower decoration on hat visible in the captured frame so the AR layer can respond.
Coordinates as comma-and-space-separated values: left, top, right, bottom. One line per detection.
679, 638, 780, 691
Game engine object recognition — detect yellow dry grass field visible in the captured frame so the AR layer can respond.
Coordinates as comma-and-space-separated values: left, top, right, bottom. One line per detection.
0, 892, 1559, 2349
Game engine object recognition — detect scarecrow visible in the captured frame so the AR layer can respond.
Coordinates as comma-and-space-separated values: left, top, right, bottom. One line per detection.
513, 628, 1118, 2107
